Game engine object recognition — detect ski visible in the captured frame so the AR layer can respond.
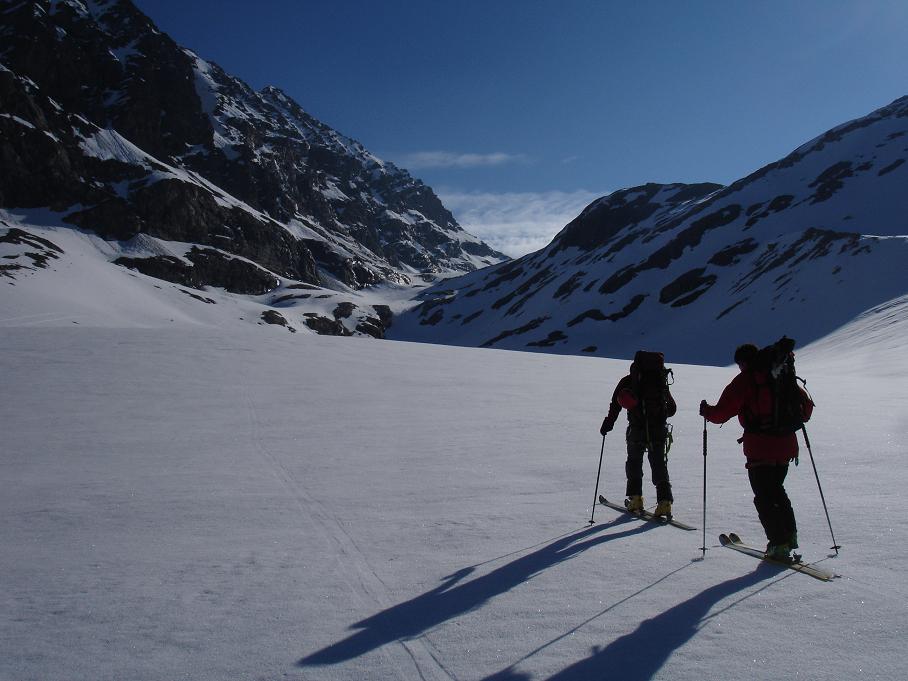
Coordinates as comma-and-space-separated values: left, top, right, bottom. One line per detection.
719, 533, 835, 581
598, 495, 696, 531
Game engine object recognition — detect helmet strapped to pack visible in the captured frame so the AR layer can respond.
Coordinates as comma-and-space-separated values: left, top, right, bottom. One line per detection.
745, 336, 813, 437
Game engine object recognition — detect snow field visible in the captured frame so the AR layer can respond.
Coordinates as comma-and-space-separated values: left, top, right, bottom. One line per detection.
2, 322, 906, 680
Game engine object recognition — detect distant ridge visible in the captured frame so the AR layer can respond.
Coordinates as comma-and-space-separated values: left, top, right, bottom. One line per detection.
391, 97, 908, 364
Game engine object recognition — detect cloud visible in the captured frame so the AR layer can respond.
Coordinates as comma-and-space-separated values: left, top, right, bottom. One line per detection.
438, 189, 606, 258
397, 150, 527, 169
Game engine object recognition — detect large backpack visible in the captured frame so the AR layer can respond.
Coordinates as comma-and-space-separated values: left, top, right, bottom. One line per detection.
629, 350, 674, 423
746, 336, 813, 435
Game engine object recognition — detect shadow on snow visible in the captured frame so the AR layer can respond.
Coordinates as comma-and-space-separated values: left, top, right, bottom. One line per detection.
482, 562, 787, 681
298, 518, 655, 667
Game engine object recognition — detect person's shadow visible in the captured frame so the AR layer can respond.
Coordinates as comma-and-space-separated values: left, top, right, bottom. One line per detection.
481, 562, 787, 681
299, 518, 656, 667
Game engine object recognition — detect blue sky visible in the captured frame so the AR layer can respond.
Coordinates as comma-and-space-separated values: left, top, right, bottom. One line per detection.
133, 0, 908, 255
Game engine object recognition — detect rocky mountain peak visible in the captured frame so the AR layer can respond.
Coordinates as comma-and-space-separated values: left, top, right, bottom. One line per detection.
0, 0, 506, 301
551, 182, 723, 255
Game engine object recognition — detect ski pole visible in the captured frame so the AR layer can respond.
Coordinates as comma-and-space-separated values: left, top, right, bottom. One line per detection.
801, 425, 841, 554
701, 416, 708, 557
589, 435, 606, 525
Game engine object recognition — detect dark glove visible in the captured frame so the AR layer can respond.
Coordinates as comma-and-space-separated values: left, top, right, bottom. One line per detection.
699, 400, 709, 417
599, 418, 614, 436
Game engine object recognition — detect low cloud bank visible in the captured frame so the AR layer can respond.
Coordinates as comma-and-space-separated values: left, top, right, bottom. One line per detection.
439, 189, 605, 257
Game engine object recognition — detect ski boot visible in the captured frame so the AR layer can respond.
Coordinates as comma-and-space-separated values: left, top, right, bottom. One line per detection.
764, 542, 792, 561
653, 499, 672, 518
624, 495, 644, 513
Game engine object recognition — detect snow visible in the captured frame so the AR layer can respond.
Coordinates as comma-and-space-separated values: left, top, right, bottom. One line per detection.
282, 217, 328, 243
2, 244, 908, 680
0, 112, 37, 129
384, 208, 416, 224
108, 41, 139, 65
321, 180, 352, 202
187, 53, 220, 117
78, 127, 153, 167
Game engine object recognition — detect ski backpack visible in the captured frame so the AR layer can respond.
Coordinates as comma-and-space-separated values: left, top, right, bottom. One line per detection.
629, 350, 674, 421
745, 336, 813, 436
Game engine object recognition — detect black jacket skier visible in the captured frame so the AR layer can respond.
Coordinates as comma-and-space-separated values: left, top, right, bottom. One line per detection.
600, 355, 677, 517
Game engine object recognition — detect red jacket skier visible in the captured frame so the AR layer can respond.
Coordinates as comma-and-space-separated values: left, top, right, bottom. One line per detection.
700, 342, 814, 559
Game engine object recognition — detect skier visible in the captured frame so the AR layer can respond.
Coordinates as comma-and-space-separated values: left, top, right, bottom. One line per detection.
699, 342, 814, 560
599, 351, 676, 518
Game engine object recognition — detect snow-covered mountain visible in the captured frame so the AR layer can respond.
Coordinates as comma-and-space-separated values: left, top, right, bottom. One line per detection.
4, 0, 907, 363
0, 0, 506, 337
392, 98, 908, 364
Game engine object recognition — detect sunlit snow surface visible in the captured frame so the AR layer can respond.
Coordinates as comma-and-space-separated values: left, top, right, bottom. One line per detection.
2, 249, 907, 679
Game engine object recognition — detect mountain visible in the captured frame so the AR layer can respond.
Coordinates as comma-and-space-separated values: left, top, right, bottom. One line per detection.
0, 0, 506, 337
4, 0, 907, 362
391, 97, 908, 364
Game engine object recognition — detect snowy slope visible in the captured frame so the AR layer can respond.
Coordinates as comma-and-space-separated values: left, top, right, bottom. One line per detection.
2, 308, 906, 680
391, 97, 908, 364
0, 207, 421, 337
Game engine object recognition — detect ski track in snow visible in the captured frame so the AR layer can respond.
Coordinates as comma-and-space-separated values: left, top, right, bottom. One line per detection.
0, 312, 74, 325
240, 371, 456, 681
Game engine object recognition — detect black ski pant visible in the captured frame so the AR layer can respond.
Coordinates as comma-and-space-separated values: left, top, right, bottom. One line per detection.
624, 425, 672, 502
748, 464, 797, 546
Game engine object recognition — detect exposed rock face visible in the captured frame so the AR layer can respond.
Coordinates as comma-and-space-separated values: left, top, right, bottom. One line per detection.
261, 309, 296, 332
0, 0, 507, 331
391, 97, 908, 363
0, 228, 64, 279
115, 247, 281, 295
